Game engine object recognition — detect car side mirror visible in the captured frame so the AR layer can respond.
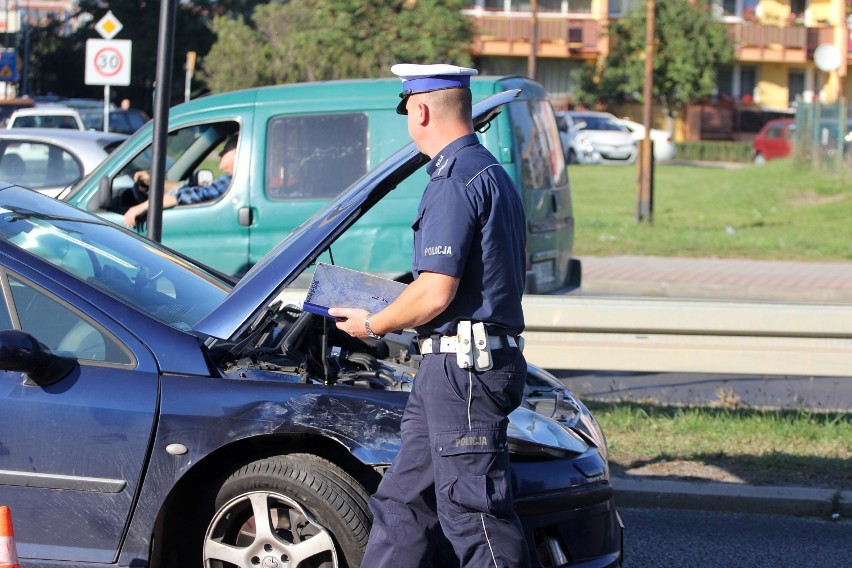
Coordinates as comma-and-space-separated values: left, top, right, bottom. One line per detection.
90, 175, 112, 211
194, 169, 214, 186
0, 329, 76, 387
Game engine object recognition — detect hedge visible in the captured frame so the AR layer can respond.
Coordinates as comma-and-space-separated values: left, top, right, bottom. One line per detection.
674, 141, 753, 163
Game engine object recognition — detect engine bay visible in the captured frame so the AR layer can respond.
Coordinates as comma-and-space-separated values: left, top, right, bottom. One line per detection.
212, 302, 420, 391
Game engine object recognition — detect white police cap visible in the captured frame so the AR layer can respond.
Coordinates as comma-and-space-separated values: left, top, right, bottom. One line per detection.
391, 63, 479, 115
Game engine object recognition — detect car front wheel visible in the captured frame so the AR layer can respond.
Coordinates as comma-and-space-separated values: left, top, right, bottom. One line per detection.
202, 455, 371, 568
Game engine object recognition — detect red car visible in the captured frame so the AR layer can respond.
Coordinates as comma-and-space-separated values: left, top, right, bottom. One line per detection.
753, 118, 795, 163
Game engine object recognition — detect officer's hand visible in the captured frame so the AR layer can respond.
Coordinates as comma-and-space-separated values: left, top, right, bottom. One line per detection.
328, 307, 370, 339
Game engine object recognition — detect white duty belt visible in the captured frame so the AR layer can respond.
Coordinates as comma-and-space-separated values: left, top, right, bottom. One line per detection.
418, 322, 523, 371
418, 335, 518, 355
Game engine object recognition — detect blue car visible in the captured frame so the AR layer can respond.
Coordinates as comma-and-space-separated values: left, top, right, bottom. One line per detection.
0, 90, 622, 567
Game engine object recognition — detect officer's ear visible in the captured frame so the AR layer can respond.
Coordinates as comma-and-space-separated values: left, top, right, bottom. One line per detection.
415, 100, 429, 126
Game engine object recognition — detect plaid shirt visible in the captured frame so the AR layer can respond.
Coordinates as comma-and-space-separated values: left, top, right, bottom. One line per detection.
172, 174, 232, 205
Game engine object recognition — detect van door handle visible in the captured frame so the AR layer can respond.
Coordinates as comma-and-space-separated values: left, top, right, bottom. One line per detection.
551, 193, 559, 213
238, 207, 253, 226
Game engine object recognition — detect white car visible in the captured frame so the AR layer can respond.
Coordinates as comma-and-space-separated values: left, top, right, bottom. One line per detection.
6, 106, 87, 130
556, 111, 638, 165
616, 118, 677, 161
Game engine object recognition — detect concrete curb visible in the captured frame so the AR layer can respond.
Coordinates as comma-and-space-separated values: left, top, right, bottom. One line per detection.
612, 476, 852, 519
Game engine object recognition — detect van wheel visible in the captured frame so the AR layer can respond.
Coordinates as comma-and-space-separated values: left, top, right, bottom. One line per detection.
567, 149, 578, 164
753, 153, 766, 165
201, 455, 371, 568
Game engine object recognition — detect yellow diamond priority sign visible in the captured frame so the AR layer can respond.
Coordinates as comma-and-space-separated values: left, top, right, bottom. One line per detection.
95, 10, 123, 40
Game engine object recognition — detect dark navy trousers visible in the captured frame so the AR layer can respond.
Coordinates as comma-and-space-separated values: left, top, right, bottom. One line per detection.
361, 348, 531, 567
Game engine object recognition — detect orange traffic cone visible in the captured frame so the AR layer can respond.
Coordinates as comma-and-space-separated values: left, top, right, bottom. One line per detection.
0, 506, 19, 568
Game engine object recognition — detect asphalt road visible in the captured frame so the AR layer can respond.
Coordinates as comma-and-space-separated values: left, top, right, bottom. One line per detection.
554, 369, 852, 411
620, 507, 852, 567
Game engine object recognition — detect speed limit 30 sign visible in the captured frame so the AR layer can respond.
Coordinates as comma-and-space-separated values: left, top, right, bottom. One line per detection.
85, 39, 132, 86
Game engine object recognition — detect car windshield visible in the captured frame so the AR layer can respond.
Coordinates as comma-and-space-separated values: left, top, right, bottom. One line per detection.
573, 115, 623, 131
0, 191, 231, 330
80, 110, 149, 134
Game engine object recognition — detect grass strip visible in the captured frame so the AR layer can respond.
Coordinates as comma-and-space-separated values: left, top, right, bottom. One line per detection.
568, 159, 852, 261
586, 401, 851, 489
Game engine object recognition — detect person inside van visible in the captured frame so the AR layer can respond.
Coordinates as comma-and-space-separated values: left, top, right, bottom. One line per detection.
123, 133, 238, 228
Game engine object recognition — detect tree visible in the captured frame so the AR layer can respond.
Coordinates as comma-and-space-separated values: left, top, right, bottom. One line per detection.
24, 17, 84, 98
573, 0, 734, 121
200, 0, 475, 93
23, 1, 222, 110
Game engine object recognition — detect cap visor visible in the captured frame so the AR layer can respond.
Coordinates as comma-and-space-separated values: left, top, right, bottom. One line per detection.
396, 97, 409, 115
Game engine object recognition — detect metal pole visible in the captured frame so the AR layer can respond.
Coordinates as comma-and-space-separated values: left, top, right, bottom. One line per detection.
184, 51, 195, 103
527, 0, 537, 80
103, 85, 110, 132
21, 3, 30, 96
147, 0, 178, 243
637, 0, 655, 224
3, 0, 7, 98
837, 96, 846, 162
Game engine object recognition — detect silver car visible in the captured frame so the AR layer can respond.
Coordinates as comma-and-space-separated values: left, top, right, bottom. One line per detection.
557, 110, 638, 165
616, 117, 677, 162
0, 128, 127, 198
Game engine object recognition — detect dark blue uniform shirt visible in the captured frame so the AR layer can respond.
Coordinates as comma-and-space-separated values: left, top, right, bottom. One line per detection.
412, 133, 526, 337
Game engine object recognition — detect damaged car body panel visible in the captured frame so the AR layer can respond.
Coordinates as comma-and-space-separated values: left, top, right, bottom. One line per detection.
0, 88, 622, 568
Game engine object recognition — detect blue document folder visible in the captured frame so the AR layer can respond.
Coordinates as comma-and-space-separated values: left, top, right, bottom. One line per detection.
303, 263, 407, 319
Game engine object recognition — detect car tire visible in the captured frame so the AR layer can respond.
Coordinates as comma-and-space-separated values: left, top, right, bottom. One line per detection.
201, 454, 371, 568
753, 153, 766, 165
567, 148, 578, 164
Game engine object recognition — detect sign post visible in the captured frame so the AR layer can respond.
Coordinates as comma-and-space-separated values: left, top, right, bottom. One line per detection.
185, 51, 196, 102
86, 11, 130, 132
0, 12, 21, 96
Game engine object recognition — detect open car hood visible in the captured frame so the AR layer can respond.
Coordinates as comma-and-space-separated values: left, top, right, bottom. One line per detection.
194, 89, 520, 342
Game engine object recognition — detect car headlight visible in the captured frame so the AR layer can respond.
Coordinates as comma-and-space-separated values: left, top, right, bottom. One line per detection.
523, 364, 609, 458
507, 406, 588, 458
574, 401, 608, 459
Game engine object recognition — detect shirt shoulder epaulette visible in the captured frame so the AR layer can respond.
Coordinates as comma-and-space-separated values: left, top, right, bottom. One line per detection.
430, 153, 455, 180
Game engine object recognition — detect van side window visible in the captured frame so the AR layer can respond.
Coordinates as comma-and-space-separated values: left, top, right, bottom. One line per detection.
266, 113, 368, 200
507, 100, 568, 191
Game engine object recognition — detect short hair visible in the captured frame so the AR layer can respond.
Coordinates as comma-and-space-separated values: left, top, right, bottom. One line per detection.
219, 133, 238, 156
424, 88, 473, 124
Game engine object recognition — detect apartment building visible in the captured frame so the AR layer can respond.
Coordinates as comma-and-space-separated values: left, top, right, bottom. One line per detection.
462, 0, 851, 113
1, 0, 78, 36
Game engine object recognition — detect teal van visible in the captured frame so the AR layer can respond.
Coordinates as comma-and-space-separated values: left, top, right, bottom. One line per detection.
63, 77, 579, 293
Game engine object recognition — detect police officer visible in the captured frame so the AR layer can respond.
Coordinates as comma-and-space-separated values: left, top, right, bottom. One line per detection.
330, 63, 529, 568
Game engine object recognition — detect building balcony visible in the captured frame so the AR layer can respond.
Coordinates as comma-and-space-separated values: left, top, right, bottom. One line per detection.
465, 12, 600, 59
726, 22, 834, 63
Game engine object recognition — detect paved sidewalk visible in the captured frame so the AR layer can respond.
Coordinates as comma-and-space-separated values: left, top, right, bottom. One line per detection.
576, 255, 852, 303
564, 255, 852, 518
